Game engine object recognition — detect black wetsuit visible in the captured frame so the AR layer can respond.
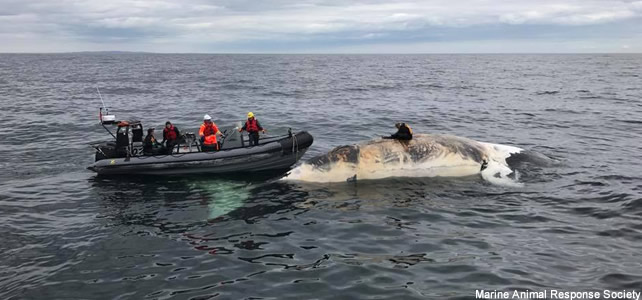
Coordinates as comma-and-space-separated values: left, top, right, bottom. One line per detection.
143, 134, 161, 155
384, 123, 413, 140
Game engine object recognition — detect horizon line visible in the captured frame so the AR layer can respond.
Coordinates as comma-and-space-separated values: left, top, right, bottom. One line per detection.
1, 51, 641, 55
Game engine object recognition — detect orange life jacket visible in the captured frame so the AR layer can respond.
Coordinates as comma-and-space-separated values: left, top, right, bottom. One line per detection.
199, 122, 218, 145
164, 126, 177, 140
245, 118, 259, 133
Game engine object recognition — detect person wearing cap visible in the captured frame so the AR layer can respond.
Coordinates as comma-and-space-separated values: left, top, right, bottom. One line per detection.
199, 114, 222, 151
383, 122, 413, 140
143, 127, 161, 155
162, 121, 181, 154
239, 112, 266, 146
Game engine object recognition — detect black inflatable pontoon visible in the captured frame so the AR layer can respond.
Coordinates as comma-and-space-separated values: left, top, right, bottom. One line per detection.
89, 120, 313, 175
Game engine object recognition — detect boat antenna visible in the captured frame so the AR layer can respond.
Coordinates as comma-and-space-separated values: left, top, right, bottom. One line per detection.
96, 87, 117, 139
97, 87, 107, 111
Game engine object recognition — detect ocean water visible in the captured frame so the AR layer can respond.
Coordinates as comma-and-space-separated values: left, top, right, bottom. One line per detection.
0, 53, 641, 299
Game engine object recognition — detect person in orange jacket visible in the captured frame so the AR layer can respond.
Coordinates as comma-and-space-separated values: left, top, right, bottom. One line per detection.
199, 114, 222, 151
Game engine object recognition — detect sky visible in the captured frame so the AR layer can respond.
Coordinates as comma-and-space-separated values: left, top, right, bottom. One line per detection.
1, 0, 641, 53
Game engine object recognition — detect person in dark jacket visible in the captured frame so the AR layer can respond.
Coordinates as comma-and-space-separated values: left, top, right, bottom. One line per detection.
143, 128, 162, 155
162, 121, 180, 154
239, 112, 266, 146
383, 122, 413, 140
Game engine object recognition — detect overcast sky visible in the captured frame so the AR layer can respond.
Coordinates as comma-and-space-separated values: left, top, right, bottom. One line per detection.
1, 0, 641, 53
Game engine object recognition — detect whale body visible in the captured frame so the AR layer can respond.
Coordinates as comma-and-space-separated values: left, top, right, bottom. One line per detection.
283, 134, 526, 185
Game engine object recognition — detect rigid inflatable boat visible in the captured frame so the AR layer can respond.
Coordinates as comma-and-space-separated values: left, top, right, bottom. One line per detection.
89, 120, 313, 176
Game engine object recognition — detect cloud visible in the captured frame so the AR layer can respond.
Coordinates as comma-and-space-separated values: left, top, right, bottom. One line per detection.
0, 0, 641, 52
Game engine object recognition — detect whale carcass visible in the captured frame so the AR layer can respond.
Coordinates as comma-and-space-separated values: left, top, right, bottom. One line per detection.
284, 134, 529, 185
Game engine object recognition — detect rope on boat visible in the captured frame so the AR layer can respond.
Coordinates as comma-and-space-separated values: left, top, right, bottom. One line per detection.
292, 133, 299, 162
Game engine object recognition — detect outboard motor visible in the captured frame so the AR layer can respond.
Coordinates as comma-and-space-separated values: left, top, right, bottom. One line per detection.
130, 123, 144, 156
116, 123, 130, 157
94, 120, 146, 161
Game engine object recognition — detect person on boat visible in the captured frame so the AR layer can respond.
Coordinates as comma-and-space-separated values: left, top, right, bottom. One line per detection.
239, 112, 266, 146
162, 121, 180, 154
383, 122, 413, 140
199, 114, 222, 152
143, 128, 162, 155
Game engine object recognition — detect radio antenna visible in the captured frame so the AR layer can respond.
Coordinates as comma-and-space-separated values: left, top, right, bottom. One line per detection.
96, 87, 116, 126
97, 87, 107, 110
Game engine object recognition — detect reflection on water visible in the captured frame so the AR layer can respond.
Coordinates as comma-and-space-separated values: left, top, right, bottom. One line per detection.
89, 172, 307, 231
91, 176, 272, 225
188, 180, 250, 220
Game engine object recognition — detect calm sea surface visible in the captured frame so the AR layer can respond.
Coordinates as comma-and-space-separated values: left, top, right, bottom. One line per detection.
0, 54, 641, 299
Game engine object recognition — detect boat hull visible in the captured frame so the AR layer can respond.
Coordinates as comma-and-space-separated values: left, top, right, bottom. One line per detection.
90, 131, 312, 175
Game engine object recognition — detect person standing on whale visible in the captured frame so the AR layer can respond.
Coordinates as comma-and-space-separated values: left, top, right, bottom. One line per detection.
383, 122, 413, 140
